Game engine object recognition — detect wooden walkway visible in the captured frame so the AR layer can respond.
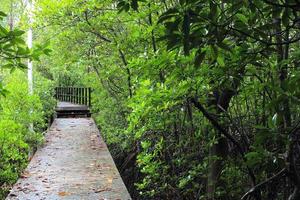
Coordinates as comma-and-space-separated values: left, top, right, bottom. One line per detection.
6, 102, 131, 200
55, 102, 91, 118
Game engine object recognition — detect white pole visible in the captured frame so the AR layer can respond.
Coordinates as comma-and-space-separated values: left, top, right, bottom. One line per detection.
26, 0, 34, 132
27, 0, 33, 95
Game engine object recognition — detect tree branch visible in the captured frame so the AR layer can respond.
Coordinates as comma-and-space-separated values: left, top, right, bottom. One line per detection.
190, 97, 258, 188
241, 168, 287, 200
83, 11, 112, 43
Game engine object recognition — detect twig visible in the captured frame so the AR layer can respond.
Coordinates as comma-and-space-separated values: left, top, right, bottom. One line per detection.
241, 168, 287, 200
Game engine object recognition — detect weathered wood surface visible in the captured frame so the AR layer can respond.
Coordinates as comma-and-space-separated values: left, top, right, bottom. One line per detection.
56, 101, 89, 111
6, 117, 131, 200
55, 102, 91, 118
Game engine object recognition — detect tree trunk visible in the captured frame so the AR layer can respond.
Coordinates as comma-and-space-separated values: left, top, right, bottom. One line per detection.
207, 89, 234, 199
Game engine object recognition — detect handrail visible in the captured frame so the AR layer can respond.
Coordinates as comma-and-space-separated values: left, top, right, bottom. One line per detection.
55, 87, 92, 107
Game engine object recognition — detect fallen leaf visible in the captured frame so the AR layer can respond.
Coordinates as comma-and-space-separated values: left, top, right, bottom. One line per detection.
94, 188, 112, 193
20, 171, 31, 178
58, 191, 70, 196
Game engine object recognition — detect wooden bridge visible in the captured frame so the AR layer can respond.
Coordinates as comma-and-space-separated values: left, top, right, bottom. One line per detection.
6, 87, 131, 200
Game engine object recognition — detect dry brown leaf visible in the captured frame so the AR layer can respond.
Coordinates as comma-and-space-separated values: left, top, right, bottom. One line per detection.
20, 171, 30, 178
58, 191, 70, 196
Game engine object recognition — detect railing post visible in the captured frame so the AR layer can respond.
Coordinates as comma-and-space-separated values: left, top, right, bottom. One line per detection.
72, 87, 74, 103
84, 88, 87, 106
70, 87, 72, 103
76, 88, 79, 104
68, 87, 70, 102
67, 87, 69, 102
81, 88, 84, 105
76, 88, 78, 104
54, 87, 92, 106
66, 87, 68, 102
64, 87, 67, 102
64, 87, 66, 101
88, 87, 91, 107
68, 87, 71, 102
73, 87, 75, 103
81, 88, 84, 104
78, 88, 81, 104
83, 88, 85, 105
71, 87, 73, 103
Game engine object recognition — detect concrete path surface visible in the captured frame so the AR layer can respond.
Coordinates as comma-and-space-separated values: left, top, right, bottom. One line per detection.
56, 102, 89, 111
6, 118, 131, 200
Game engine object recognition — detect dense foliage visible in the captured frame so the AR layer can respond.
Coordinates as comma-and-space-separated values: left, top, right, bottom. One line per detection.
2, 0, 300, 199
0, 3, 54, 198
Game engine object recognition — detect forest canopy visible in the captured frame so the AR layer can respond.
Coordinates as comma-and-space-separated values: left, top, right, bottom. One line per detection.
1, 0, 300, 199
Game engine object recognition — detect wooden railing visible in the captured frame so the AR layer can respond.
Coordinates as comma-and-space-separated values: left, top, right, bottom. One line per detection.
55, 87, 92, 107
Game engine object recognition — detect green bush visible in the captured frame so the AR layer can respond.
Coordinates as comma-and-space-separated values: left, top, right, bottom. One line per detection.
0, 71, 50, 198
0, 120, 28, 185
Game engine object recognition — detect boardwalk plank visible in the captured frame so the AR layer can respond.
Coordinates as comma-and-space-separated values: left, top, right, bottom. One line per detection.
6, 117, 131, 200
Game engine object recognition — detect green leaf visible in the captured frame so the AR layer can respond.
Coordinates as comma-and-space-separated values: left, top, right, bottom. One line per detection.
13, 38, 26, 45
236, 13, 248, 24
158, 8, 179, 24
18, 63, 27, 69
217, 41, 232, 52
17, 47, 29, 55
245, 151, 261, 168
0, 25, 8, 35
43, 48, 52, 56
0, 11, 6, 17
2, 63, 14, 69
217, 55, 225, 67
12, 29, 25, 36
210, 45, 218, 60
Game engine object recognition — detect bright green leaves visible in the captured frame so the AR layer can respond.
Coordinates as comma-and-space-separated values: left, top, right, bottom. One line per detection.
233, 14, 249, 33
1, 72, 45, 130
216, 54, 225, 67
0, 11, 51, 74
136, 137, 167, 197
178, 163, 206, 189
0, 15, 29, 71
0, 83, 9, 97
127, 51, 198, 140
0, 120, 28, 184
31, 42, 52, 61
11, 29, 25, 37
0, 71, 46, 198
29, 0, 300, 199
0, 11, 6, 21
